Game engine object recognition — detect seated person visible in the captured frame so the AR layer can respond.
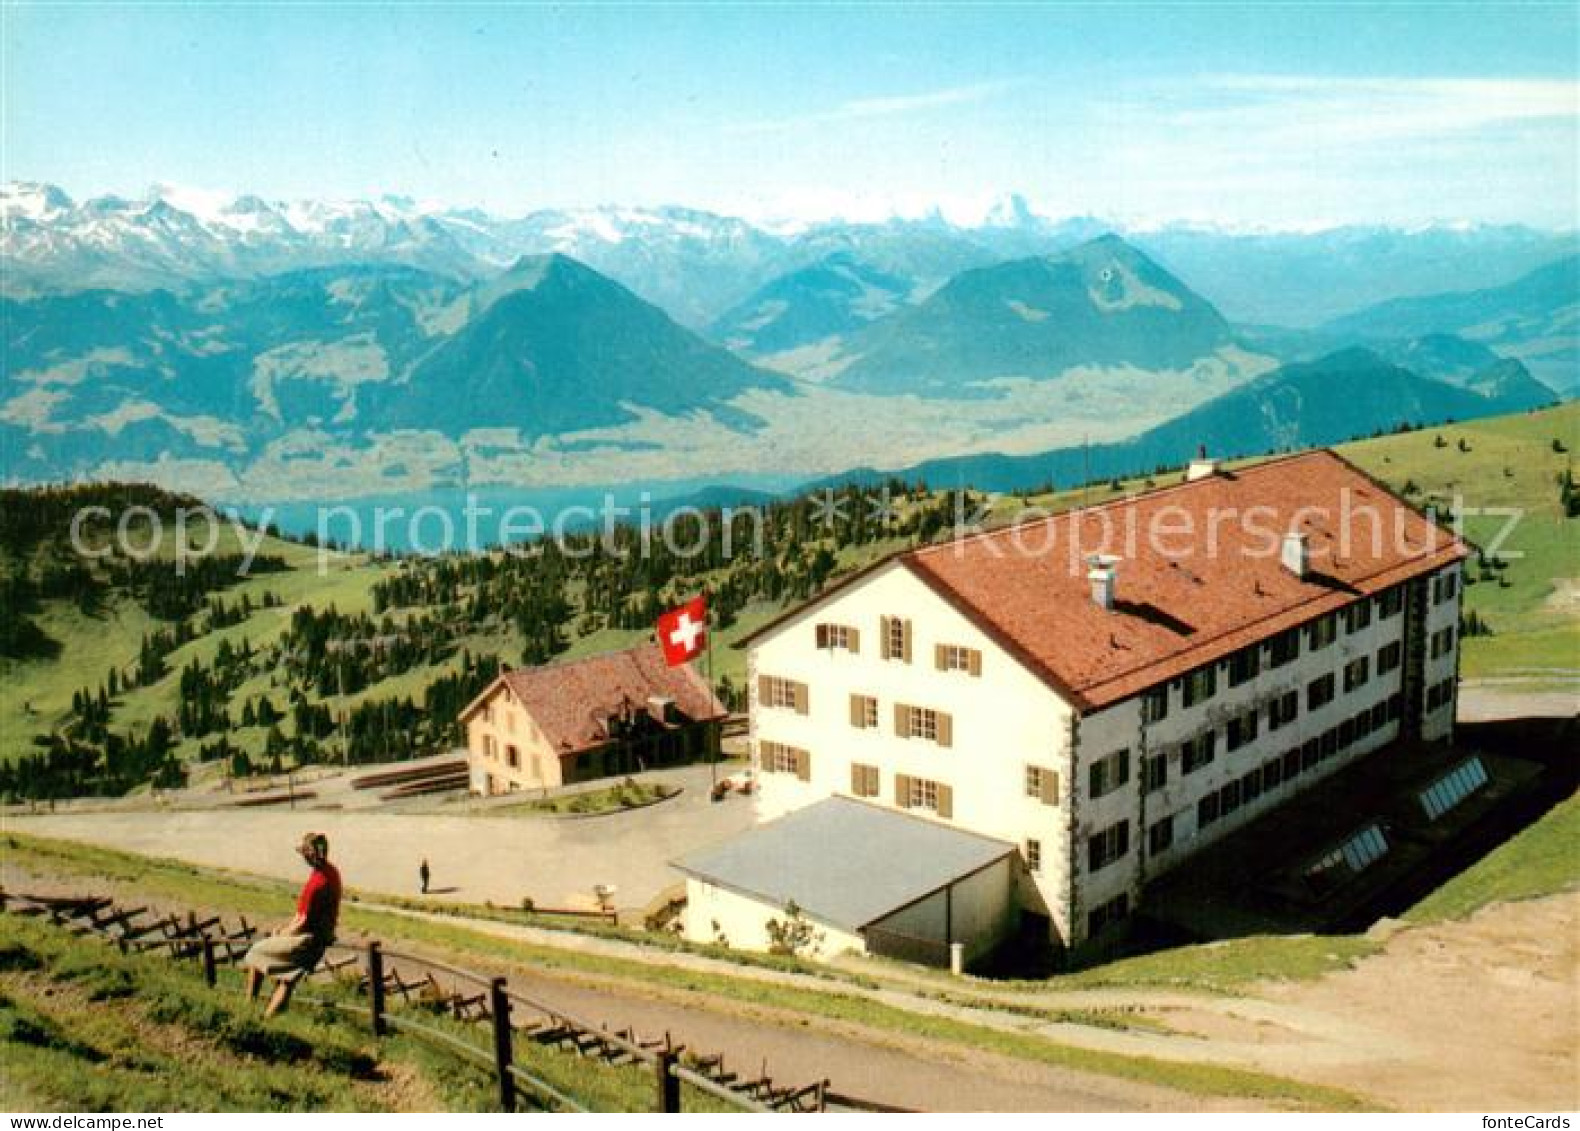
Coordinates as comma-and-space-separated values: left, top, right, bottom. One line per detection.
240, 831, 341, 1017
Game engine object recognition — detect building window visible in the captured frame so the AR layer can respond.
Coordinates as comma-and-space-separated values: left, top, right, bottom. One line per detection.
1181, 730, 1216, 774
1226, 709, 1259, 752
1262, 756, 1284, 792
1344, 656, 1371, 693
1377, 641, 1403, 675
895, 703, 952, 746
900, 775, 944, 813
1087, 820, 1130, 872
1268, 690, 1299, 731
1025, 838, 1043, 874
1143, 753, 1167, 793
850, 762, 880, 798
1142, 686, 1169, 723
1182, 666, 1217, 708
1431, 626, 1456, 659
1228, 647, 1261, 687
1148, 815, 1174, 856
1306, 824, 1390, 893
759, 675, 808, 714
815, 623, 859, 652
1418, 757, 1489, 821
849, 693, 879, 730
1267, 628, 1301, 668
1346, 600, 1373, 634
1307, 673, 1336, 711
1025, 765, 1059, 805
1283, 747, 1303, 780
1197, 792, 1221, 828
1087, 893, 1129, 937
880, 616, 912, 662
1377, 586, 1405, 619
1434, 571, 1458, 604
1307, 614, 1339, 652
1088, 749, 1131, 799
1240, 768, 1263, 806
935, 643, 982, 676
761, 741, 809, 779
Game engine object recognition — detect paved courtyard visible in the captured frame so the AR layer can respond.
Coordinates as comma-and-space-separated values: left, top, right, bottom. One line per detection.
8, 763, 756, 912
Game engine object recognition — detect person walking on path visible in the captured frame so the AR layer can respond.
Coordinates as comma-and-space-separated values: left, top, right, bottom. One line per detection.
240, 832, 342, 1018
419, 858, 431, 894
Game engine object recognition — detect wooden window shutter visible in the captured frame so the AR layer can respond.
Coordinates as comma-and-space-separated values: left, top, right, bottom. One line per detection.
850, 762, 863, 794
793, 681, 809, 716
795, 748, 811, 782
895, 773, 912, 807
968, 649, 982, 677
894, 703, 911, 736
936, 712, 953, 748
934, 643, 947, 670
756, 675, 770, 704
901, 619, 913, 663
936, 784, 954, 820
849, 693, 864, 728
879, 616, 892, 659
1040, 770, 1059, 805
848, 626, 860, 654
815, 624, 829, 649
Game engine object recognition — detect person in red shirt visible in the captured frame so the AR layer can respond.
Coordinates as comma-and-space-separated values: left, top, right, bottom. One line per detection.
241, 831, 342, 1017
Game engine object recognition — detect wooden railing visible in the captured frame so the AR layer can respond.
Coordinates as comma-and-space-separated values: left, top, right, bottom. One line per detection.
0, 889, 830, 1113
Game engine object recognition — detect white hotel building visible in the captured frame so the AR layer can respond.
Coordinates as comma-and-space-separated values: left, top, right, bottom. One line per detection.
677, 450, 1466, 963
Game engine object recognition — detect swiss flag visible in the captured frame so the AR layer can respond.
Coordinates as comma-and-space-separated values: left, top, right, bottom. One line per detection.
657, 595, 708, 667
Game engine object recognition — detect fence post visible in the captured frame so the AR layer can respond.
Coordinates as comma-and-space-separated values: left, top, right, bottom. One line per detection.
366, 942, 387, 1037
655, 1048, 680, 1113
201, 934, 217, 987
489, 977, 515, 1113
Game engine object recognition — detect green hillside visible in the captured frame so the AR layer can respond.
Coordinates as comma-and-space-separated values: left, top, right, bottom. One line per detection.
1, 403, 1573, 797
0, 912, 473, 1111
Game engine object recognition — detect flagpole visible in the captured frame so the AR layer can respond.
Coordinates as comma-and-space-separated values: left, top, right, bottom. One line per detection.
704, 591, 718, 791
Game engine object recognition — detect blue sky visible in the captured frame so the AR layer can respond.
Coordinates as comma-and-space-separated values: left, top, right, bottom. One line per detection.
4, 3, 1577, 228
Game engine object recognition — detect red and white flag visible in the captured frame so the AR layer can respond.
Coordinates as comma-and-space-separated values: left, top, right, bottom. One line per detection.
657, 595, 708, 667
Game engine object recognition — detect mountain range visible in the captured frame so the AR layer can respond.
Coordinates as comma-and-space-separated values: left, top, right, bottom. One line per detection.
1, 181, 1573, 503
6, 183, 1573, 330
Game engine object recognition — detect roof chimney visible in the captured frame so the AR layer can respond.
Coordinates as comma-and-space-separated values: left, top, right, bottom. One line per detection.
1186, 444, 1220, 482
1086, 554, 1120, 610
1281, 532, 1309, 579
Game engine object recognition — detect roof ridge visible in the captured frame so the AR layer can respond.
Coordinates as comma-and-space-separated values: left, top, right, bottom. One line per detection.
907, 447, 1339, 561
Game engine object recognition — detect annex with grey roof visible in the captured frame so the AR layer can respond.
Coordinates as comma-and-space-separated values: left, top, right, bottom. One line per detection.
672, 796, 1015, 934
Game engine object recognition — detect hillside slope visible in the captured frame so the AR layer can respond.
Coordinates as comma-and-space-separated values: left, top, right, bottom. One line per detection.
1324, 254, 1579, 394
825, 349, 1550, 492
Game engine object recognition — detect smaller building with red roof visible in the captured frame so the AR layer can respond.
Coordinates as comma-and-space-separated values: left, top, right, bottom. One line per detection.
460, 642, 726, 795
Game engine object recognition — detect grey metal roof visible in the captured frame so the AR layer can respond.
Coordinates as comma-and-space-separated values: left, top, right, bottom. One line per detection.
671, 797, 1014, 932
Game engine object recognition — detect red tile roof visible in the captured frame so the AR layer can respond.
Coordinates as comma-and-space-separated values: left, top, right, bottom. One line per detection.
903, 450, 1467, 710
461, 642, 726, 756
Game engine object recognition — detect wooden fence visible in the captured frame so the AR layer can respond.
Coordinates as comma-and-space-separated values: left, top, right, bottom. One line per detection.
0, 889, 831, 1113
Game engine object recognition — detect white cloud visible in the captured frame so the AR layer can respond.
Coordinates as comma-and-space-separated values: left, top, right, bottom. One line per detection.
1158, 74, 1579, 146
728, 80, 1016, 136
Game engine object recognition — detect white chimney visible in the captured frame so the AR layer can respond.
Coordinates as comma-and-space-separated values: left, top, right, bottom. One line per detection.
1086, 554, 1120, 610
1186, 443, 1220, 482
1281, 532, 1309, 579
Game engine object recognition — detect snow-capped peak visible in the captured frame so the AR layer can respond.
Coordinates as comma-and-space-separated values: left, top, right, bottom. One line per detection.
1, 181, 74, 222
